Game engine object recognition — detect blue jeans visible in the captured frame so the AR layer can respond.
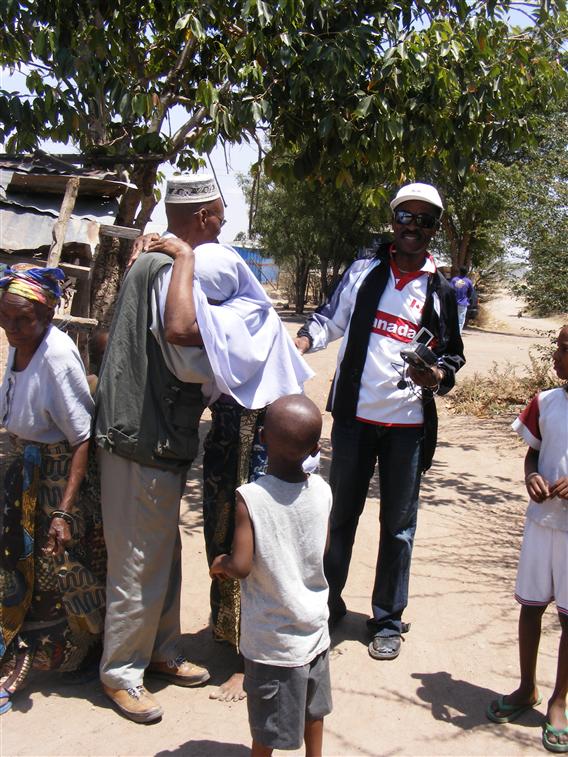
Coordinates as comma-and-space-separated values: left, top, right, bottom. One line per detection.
457, 304, 468, 333
324, 419, 423, 638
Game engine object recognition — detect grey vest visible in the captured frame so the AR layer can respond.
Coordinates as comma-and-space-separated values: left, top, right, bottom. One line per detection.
95, 253, 205, 472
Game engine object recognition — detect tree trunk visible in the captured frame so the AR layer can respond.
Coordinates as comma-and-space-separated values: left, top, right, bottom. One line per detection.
442, 215, 472, 274
294, 255, 311, 314
90, 163, 160, 327
319, 255, 329, 302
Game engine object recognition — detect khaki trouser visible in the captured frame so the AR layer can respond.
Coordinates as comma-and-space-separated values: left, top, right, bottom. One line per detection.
98, 449, 186, 689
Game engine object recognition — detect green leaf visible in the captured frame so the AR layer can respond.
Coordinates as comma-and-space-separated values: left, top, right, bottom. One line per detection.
132, 93, 147, 117
175, 13, 191, 31
354, 95, 374, 117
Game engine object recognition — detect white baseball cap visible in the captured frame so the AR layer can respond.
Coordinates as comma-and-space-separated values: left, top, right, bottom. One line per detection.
390, 183, 444, 213
165, 174, 221, 204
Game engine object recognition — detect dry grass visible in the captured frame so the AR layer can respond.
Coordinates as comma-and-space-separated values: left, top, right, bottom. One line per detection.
446, 350, 561, 418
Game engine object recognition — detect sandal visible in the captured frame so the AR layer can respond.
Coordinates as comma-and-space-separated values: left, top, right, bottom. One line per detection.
368, 634, 403, 660
542, 714, 568, 753
486, 695, 542, 724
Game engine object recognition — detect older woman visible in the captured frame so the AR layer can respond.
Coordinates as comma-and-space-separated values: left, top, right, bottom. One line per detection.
0, 264, 104, 715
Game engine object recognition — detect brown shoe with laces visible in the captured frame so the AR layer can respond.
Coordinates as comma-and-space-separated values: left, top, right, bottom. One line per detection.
146, 656, 210, 687
102, 683, 163, 723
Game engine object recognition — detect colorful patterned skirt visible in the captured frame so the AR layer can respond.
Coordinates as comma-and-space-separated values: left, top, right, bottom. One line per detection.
0, 437, 105, 707
203, 400, 266, 649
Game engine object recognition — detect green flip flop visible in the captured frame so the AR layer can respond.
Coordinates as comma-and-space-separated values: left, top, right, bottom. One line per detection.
486, 695, 542, 724
542, 714, 568, 754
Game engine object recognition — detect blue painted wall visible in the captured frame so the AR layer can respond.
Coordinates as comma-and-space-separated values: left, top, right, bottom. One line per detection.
232, 245, 279, 285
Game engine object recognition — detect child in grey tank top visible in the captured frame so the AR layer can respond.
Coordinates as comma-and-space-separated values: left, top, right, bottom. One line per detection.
210, 394, 332, 757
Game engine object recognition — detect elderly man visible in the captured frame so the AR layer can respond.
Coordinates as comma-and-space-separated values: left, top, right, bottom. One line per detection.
97, 175, 312, 721
295, 182, 465, 661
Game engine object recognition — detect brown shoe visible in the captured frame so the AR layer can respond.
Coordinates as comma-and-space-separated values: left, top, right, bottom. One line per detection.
102, 683, 163, 723
146, 656, 210, 687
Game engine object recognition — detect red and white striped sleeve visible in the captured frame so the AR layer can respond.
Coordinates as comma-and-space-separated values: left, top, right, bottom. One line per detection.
512, 394, 541, 450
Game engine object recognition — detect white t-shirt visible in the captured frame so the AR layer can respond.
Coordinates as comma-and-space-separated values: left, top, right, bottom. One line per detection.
0, 324, 94, 446
512, 387, 568, 531
237, 473, 332, 666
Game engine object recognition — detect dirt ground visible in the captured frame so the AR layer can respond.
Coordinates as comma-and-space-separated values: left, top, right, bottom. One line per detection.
1, 293, 566, 757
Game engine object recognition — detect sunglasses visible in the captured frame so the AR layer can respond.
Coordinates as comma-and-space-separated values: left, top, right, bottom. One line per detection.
394, 209, 439, 229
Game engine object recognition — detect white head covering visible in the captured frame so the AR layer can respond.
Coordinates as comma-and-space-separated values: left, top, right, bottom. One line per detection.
165, 174, 221, 204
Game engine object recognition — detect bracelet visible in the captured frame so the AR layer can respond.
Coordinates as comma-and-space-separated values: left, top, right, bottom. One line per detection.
50, 510, 75, 526
525, 472, 540, 483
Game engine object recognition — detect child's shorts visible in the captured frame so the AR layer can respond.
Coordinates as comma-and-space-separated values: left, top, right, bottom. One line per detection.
515, 517, 568, 615
243, 648, 332, 750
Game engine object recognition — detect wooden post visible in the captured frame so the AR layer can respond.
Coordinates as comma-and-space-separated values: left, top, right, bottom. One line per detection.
47, 176, 80, 267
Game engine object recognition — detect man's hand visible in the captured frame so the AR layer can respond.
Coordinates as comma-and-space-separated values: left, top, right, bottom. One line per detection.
128, 234, 193, 270
550, 476, 568, 500
525, 472, 551, 502
145, 237, 193, 259
43, 517, 72, 557
210, 554, 231, 581
407, 365, 444, 389
127, 232, 161, 269
295, 335, 311, 354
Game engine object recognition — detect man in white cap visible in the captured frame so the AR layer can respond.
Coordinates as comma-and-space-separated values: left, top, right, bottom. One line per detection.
96, 174, 312, 720
295, 182, 465, 661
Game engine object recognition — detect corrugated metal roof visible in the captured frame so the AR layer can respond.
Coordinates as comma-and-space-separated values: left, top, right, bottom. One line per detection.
0, 156, 128, 254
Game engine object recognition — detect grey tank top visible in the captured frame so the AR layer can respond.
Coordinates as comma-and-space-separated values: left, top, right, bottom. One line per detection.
237, 473, 332, 666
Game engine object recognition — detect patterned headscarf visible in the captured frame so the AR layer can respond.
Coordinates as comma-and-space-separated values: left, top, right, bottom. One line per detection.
0, 263, 64, 309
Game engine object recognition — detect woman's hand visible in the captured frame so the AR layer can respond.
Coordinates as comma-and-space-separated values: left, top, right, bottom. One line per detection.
43, 516, 72, 557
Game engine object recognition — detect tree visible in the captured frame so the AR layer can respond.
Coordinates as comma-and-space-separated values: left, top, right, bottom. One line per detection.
260, 5, 567, 274
1, 1, 566, 316
495, 107, 568, 314
242, 173, 375, 312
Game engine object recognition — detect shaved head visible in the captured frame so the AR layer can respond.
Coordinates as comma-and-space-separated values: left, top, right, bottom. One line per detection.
264, 394, 322, 461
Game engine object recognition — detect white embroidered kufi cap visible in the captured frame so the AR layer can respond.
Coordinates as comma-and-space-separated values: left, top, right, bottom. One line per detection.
165, 174, 221, 204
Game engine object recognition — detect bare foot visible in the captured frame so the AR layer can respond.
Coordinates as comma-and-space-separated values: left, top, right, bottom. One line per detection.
209, 672, 246, 703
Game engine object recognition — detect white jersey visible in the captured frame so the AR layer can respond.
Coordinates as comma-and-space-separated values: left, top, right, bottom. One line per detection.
356, 255, 436, 425
513, 387, 568, 531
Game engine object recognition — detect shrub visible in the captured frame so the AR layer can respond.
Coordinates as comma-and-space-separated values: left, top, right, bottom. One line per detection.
445, 347, 560, 418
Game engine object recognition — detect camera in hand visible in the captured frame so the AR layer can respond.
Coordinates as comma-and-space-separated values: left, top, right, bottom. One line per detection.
400, 340, 437, 372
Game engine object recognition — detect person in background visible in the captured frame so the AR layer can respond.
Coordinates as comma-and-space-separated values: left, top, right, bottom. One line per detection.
0, 264, 104, 715
296, 182, 464, 662
211, 394, 332, 757
487, 325, 568, 754
450, 266, 476, 333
